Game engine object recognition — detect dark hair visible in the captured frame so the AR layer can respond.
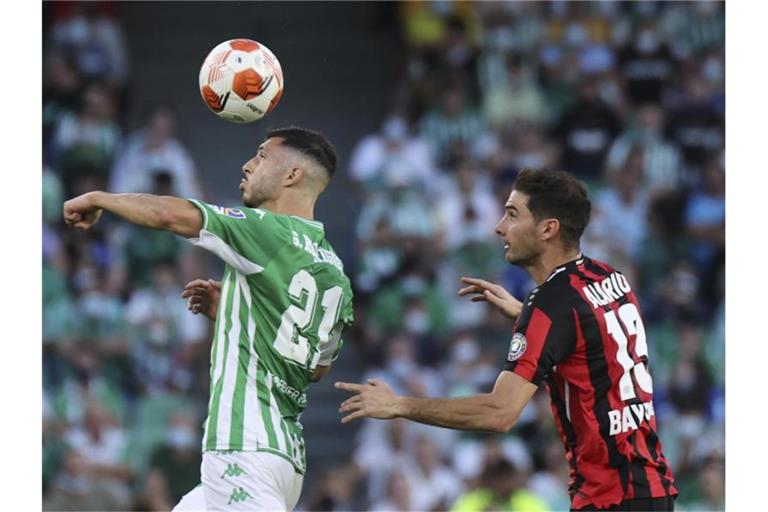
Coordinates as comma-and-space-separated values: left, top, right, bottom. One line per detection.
267, 126, 337, 179
512, 169, 592, 249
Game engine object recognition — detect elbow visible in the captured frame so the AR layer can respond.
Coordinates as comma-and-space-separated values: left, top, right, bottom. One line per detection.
493, 410, 520, 434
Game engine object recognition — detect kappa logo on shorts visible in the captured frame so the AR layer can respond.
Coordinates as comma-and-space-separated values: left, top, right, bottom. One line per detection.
507, 332, 528, 361
228, 486, 253, 505
221, 463, 246, 478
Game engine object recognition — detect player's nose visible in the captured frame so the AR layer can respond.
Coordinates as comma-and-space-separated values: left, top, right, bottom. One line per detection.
494, 219, 505, 237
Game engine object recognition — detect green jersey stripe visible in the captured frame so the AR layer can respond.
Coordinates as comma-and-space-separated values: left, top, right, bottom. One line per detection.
216, 273, 243, 448
256, 365, 280, 450
239, 272, 264, 449
203, 272, 235, 450
229, 273, 253, 449
266, 373, 291, 455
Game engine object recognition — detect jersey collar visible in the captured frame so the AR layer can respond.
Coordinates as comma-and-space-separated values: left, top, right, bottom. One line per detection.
291, 216, 325, 232
546, 254, 585, 282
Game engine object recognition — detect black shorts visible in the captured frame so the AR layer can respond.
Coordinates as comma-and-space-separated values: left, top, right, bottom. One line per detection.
573, 495, 675, 511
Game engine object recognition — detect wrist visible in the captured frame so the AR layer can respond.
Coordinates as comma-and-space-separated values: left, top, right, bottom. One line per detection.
393, 396, 410, 418
87, 191, 108, 208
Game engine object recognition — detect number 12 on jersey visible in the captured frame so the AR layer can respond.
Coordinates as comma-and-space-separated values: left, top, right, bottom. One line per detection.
273, 270, 344, 370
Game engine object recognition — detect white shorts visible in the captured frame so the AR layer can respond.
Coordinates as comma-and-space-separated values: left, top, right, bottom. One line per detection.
173, 451, 304, 512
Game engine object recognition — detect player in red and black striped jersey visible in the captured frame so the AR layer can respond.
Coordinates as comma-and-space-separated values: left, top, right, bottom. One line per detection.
503, 255, 676, 509
336, 169, 677, 511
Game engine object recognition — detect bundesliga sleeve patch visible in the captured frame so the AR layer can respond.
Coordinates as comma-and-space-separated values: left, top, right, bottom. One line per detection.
507, 332, 528, 361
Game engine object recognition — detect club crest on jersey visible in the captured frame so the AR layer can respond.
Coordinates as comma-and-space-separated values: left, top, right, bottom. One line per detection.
210, 205, 246, 219
507, 333, 527, 361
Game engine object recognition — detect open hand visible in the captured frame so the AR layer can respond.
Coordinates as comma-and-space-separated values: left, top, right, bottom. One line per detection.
63, 193, 103, 230
458, 276, 523, 320
335, 379, 400, 424
181, 279, 222, 320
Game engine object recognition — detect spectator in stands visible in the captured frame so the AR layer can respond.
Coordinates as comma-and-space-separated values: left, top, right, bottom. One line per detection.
348, 114, 437, 195
50, 1, 129, 85
666, 72, 724, 172
43, 449, 126, 511
606, 103, 685, 192
109, 106, 203, 198
125, 263, 206, 393
618, 19, 675, 106
62, 399, 132, 508
402, 435, 463, 510
148, 413, 203, 504
555, 76, 621, 179
436, 161, 501, 251
131, 469, 174, 512
482, 54, 547, 128
450, 458, 548, 511
419, 86, 489, 167
686, 456, 725, 511
684, 153, 725, 285
370, 469, 415, 511
584, 146, 650, 279
52, 82, 121, 188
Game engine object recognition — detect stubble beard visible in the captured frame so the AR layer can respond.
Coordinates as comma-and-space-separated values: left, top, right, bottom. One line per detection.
505, 244, 539, 268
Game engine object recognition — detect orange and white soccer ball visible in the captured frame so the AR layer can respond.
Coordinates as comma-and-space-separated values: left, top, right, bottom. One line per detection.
198, 39, 284, 123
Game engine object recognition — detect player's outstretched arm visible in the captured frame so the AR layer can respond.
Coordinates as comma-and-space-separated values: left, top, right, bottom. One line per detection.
335, 371, 537, 433
63, 191, 203, 238
458, 276, 523, 320
181, 279, 222, 320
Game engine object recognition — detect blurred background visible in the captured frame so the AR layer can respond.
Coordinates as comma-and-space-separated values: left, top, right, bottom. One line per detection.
42, 1, 724, 510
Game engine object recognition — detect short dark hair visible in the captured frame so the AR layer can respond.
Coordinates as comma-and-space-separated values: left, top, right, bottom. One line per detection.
267, 126, 337, 179
512, 169, 592, 249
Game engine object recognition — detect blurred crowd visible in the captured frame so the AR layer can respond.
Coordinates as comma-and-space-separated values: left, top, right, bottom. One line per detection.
42, 1, 725, 511
305, 2, 725, 511
42, 2, 214, 509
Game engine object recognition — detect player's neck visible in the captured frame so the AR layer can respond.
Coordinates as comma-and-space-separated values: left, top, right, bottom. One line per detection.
260, 195, 316, 221
527, 247, 582, 285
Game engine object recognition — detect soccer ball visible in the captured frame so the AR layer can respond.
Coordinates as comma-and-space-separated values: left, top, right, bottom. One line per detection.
198, 39, 284, 123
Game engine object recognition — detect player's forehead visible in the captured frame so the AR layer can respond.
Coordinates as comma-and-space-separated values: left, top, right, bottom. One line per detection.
505, 190, 531, 213
257, 137, 284, 154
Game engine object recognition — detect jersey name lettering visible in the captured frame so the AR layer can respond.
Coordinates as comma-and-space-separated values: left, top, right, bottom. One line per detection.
582, 272, 632, 308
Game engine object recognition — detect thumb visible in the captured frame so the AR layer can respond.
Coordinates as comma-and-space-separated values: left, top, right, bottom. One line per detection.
367, 378, 383, 387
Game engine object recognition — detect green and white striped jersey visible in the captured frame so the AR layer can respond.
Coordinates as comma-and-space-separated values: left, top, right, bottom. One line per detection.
187, 200, 354, 474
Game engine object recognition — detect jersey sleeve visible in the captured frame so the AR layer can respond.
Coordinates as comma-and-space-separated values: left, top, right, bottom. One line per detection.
503, 288, 576, 386
186, 200, 286, 275
317, 280, 354, 366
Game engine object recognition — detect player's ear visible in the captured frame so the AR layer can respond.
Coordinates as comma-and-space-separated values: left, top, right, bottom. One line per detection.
285, 166, 304, 187
540, 218, 560, 242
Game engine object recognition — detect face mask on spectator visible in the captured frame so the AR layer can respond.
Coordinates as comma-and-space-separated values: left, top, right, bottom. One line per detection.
168, 426, 196, 450
404, 308, 430, 335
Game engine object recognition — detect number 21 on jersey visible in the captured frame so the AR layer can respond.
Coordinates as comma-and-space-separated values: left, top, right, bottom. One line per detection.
273, 270, 343, 370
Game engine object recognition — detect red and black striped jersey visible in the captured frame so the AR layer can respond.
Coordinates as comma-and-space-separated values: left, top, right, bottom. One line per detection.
503, 256, 677, 509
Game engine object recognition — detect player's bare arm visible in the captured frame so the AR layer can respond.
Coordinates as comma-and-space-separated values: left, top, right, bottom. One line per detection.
182, 279, 222, 320
335, 371, 537, 432
310, 365, 332, 383
458, 276, 523, 320
63, 191, 203, 238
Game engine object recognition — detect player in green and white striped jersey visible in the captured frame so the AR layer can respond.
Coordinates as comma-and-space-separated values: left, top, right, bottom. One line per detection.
63, 127, 354, 511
